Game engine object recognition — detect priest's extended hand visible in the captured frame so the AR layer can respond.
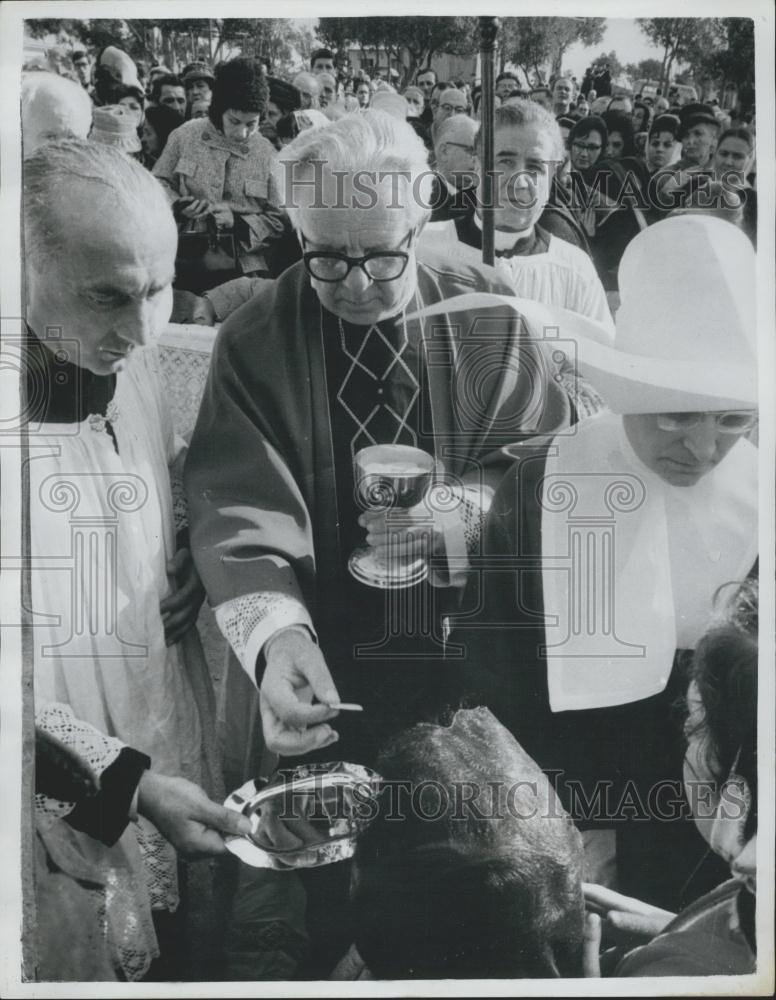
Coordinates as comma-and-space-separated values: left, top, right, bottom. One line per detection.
260, 628, 342, 756
137, 771, 253, 858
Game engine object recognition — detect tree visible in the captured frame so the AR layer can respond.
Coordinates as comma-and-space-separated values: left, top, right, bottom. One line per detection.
711, 18, 755, 109
499, 18, 555, 85
499, 17, 605, 84
636, 18, 702, 91
588, 50, 624, 80
24, 18, 310, 74
637, 17, 753, 106
317, 16, 479, 86
625, 57, 664, 84
548, 17, 605, 80
216, 18, 297, 66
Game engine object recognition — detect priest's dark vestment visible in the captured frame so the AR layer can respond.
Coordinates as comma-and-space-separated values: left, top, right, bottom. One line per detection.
185, 249, 572, 768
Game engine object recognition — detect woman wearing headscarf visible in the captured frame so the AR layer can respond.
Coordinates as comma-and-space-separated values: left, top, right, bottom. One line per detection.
153, 57, 289, 291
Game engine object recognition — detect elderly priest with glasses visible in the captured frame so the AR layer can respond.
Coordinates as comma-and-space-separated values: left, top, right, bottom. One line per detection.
185, 109, 574, 781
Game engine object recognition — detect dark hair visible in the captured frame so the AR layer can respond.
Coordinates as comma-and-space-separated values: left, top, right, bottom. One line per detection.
497, 71, 520, 85
208, 57, 268, 131
275, 112, 299, 144
110, 83, 145, 108
351, 708, 585, 979
475, 100, 563, 160
143, 104, 183, 157
632, 101, 652, 133
689, 579, 758, 838
602, 109, 635, 156
649, 112, 680, 139
267, 77, 302, 116
717, 125, 754, 152
569, 114, 607, 147
310, 47, 334, 66
151, 74, 184, 104
416, 67, 437, 82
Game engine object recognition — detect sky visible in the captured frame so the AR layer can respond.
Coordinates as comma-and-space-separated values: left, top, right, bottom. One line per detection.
550, 19, 664, 80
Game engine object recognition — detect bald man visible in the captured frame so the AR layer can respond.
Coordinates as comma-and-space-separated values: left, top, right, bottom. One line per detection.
292, 71, 321, 110
433, 114, 479, 192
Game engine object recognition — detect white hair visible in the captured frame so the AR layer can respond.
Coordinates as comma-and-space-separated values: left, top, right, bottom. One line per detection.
276, 109, 433, 229
23, 138, 174, 270
293, 71, 320, 95
21, 71, 93, 156
435, 113, 478, 150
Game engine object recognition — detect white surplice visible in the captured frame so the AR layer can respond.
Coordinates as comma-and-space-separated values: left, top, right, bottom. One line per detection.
29, 345, 220, 932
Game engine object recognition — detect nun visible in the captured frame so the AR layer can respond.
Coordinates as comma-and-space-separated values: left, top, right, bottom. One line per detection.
449, 214, 758, 911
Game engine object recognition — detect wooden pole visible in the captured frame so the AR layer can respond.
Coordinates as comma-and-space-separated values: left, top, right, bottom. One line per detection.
479, 17, 499, 267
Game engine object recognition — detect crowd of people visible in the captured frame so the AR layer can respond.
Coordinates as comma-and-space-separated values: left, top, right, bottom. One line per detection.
19, 30, 762, 987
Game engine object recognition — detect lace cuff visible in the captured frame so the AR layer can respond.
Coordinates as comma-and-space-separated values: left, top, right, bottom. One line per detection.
459, 489, 487, 553
35, 703, 125, 821
215, 592, 315, 686
171, 473, 188, 534
429, 484, 487, 589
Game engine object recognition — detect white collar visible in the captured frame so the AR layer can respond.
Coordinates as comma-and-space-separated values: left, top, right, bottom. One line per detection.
473, 210, 534, 251
542, 412, 758, 712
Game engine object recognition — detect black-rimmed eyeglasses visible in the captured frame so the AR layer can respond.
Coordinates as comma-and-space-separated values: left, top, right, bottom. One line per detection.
571, 140, 602, 154
300, 230, 414, 283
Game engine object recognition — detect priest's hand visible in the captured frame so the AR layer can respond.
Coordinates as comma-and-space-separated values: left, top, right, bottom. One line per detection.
259, 629, 341, 756
160, 548, 206, 646
359, 503, 444, 563
138, 771, 253, 858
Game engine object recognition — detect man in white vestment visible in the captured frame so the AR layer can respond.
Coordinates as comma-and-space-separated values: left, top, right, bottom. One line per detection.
23, 139, 246, 981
